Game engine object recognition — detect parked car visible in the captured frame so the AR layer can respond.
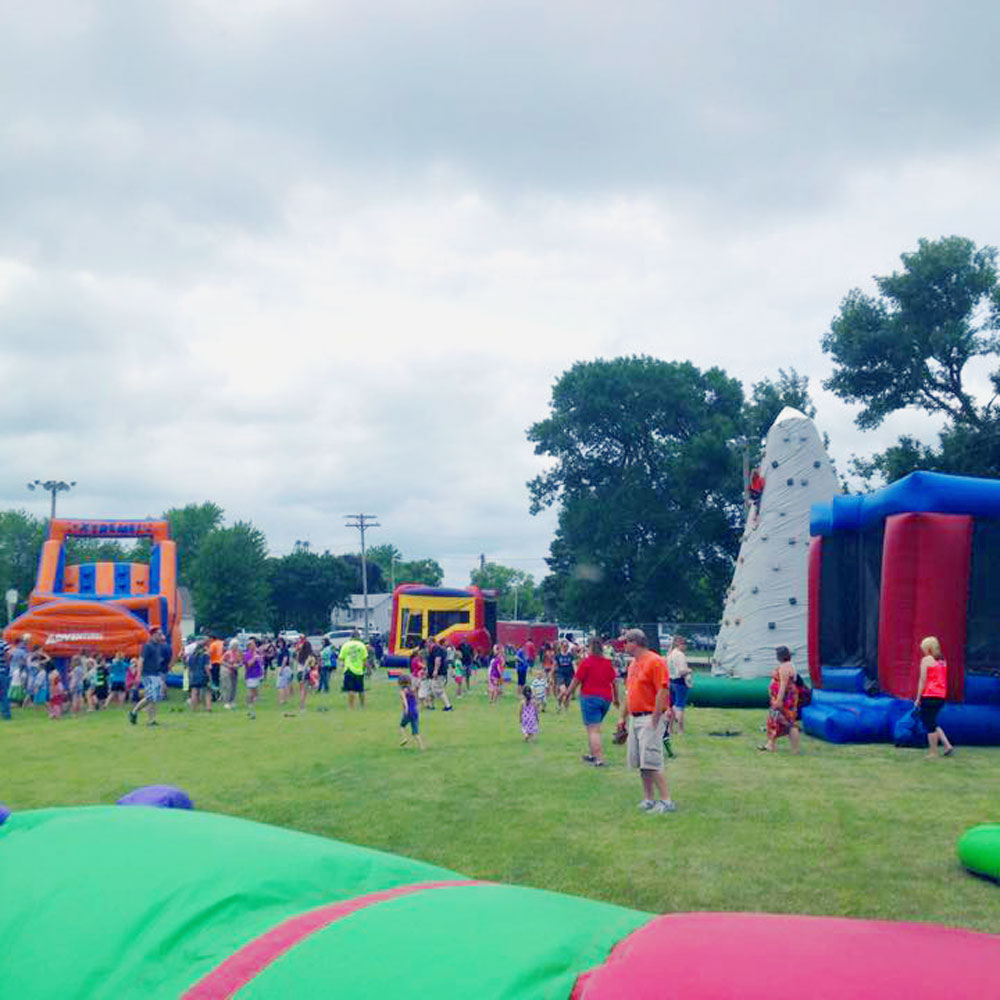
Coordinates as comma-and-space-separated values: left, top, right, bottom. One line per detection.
690, 631, 717, 651
324, 628, 360, 650
278, 629, 302, 646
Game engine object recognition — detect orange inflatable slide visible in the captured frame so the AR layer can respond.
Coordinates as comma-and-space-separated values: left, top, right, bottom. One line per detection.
3, 518, 181, 660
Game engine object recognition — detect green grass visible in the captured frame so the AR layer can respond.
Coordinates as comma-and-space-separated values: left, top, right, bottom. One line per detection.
5, 674, 999, 932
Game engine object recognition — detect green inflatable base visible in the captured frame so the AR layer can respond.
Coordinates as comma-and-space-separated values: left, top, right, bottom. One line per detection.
957, 823, 1000, 882
0, 807, 649, 999
687, 675, 772, 708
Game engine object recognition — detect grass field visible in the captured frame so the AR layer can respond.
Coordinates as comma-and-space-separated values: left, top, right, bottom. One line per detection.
5, 672, 999, 932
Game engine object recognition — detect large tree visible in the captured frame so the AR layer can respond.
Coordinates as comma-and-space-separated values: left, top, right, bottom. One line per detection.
0, 510, 46, 618
340, 553, 387, 594
743, 368, 816, 452
192, 522, 271, 634
367, 544, 444, 588
822, 235, 1000, 481
165, 502, 225, 588
268, 551, 354, 633
528, 356, 745, 631
394, 557, 444, 588
470, 562, 543, 620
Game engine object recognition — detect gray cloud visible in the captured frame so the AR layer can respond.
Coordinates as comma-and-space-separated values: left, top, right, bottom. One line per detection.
2, 1, 999, 586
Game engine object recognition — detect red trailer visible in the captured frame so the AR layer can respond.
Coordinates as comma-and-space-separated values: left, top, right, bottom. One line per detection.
496, 621, 558, 649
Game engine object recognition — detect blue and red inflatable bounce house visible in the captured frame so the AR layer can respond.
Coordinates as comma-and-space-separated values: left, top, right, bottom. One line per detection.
805, 471, 1000, 744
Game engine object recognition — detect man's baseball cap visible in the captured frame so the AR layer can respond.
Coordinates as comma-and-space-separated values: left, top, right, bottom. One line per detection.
620, 628, 648, 645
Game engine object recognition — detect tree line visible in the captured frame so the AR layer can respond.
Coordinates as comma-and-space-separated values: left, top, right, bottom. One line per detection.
530, 234, 1000, 632
0, 503, 445, 636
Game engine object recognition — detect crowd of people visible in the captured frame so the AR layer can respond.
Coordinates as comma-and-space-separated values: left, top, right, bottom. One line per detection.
0, 628, 379, 726
0, 623, 957, 797
399, 629, 689, 812
0, 635, 140, 720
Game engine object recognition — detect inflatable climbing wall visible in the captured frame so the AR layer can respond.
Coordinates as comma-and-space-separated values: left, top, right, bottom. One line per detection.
713, 407, 839, 678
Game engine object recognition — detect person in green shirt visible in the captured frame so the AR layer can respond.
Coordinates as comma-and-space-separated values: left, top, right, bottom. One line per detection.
339, 632, 368, 709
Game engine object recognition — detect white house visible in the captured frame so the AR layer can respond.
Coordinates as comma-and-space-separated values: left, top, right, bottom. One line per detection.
330, 593, 393, 636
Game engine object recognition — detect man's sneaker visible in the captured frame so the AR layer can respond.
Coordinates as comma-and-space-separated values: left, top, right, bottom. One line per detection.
443, 706, 454, 712
650, 799, 678, 814
637, 799, 655, 811
581, 754, 596, 764
128, 710, 137, 725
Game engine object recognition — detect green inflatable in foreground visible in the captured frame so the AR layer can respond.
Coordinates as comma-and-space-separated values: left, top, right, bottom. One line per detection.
958, 823, 1000, 882
4, 804, 999, 998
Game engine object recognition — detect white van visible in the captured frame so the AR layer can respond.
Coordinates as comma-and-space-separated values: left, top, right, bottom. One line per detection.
324, 628, 359, 650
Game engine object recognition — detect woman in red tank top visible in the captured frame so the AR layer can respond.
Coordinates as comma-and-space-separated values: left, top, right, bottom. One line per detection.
915, 636, 954, 758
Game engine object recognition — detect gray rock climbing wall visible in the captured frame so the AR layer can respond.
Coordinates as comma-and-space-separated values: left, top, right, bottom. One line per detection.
712, 407, 840, 678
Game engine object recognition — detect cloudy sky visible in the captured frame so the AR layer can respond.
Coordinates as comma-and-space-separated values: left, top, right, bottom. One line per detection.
2, 1, 999, 586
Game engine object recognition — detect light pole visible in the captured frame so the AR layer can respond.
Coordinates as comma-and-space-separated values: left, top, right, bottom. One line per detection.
344, 513, 379, 638
27, 479, 75, 519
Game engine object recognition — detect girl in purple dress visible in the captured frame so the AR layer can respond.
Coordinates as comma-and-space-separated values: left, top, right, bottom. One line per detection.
519, 686, 539, 741
243, 639, 264, 720
488, 645, 504, 703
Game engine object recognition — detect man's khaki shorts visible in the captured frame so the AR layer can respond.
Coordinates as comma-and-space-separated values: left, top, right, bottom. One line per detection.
627, 714, 666, 771
431, 675, 447, 696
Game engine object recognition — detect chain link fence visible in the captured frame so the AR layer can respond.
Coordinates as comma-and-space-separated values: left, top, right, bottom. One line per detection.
658, 622, 719, 654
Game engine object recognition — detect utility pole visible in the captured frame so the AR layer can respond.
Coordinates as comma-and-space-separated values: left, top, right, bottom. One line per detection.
344, 513, 379, 638
27, 479, 76, 519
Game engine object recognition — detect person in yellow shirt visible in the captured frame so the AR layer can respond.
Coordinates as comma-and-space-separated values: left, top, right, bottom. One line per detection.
339, 632, 369, 709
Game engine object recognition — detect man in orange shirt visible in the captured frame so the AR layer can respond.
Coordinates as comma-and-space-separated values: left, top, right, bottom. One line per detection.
620, 628, 677, 814
208, 633, 224, 702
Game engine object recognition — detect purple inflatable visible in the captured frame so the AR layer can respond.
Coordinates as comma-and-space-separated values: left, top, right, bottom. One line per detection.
116, 785, 193, 810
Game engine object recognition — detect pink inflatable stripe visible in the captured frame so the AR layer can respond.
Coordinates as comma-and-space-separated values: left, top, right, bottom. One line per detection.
571, 911, 1000, 999
183, 879, 482, 999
